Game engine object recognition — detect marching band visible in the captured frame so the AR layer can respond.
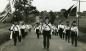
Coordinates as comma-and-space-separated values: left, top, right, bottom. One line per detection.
9, 19, 78, 47
10, 22, 21, 46
9, 21, 32, 46
71, 21, 78, 47
34, 20, 78, 47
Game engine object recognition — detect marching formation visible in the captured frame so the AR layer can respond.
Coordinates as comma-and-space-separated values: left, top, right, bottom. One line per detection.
58, 21, 78, 47
34, 17, 79, 49
9, 21, 32, 46
9, 17, 78, 49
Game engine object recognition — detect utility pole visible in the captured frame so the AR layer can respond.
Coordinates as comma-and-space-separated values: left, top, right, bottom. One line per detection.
79, 0, 80, 12
73, 0, 86, 27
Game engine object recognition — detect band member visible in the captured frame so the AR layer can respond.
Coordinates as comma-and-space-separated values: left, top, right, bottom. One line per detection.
35, 23, 40, 39
58, 23, 65, 39
48, 23, 52, 39
28, 24, 32, 32
43, 17, 51, 49
24, 23, 31, 36
64, 21, 71, 43
71, 21, 78, 47
19, 21, 26, 39
54, 25, 59, 36
10, 22, 21, 46
51, 24, 56, 35
39, 23, 43, 35
54, 26, 58, 36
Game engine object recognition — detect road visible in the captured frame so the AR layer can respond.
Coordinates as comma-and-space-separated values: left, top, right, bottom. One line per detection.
0, 29, 86, 51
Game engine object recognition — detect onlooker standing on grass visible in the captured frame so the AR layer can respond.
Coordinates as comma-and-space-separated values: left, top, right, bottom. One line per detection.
10, 22, 21, 46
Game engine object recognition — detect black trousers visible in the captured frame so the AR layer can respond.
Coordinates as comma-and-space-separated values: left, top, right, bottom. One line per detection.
55, 30, 58, 36
65, 30, 71, 43
59, 31, 63, 39
36, 29, 40, 39
21, 29, 25, 38
71, 31, 78, 47
62, 33, 65, 39
12, 31, 21, 45
43, 30, 50, 48
58, 28, 64, 39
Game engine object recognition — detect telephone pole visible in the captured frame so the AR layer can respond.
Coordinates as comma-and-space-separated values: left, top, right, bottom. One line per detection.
73, 0, 86, 27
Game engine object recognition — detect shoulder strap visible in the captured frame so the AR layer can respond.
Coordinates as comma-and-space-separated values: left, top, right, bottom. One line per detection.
12, 25, 19, 30
46, 24, 51, 30
16, 25, 19, 29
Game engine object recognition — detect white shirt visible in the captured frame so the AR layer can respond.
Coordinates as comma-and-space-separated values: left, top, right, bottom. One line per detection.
35, 26, 40, 32
58, 24, 65, 30
20, 25, 26, 29
10, 24, 21, 36
11, 25, 20, 31
64, 25, 70, 33
43, 23, 51, 31
28, 25, 32, 29
25, 24, 31, 29
39, 25, 43, 33
51, 25, 55, 32
65, 26, 70, 30
56, 28, 59, 32
36, 26, 40, 29
71, 26, 78, 36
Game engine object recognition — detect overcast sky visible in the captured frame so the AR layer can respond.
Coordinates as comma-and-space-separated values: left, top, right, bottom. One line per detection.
0, 0, 86, 12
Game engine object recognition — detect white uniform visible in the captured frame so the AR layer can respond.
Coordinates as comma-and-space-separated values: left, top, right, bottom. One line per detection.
10, 24, 21, 39
35, 26, 40, 31
64, 25, 70, 33
71, 26, 78, 36
19, 25, 26, 38
25, 24, 32, 32
38, 25, 43, 34
20, 25, 26, 29
43, 23, 51, 31
58, 24, 65, 38
25, 25, 30, 29
58, 24, 65, 30
71, 26, 78, 46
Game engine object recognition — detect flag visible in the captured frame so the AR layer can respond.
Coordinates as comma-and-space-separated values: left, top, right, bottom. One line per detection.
67, 5, 74, 14
65, 5, 77, 17
62, 5, 74, 18
70, 6, 77, 16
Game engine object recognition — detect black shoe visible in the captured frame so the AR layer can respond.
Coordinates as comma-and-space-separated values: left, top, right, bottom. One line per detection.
46, 48, 49, 51
47, 47, 49, 49
75, 45, 77, 47
43, 46, 46, 49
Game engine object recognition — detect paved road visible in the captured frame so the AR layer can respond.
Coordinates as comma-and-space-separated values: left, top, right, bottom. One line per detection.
0, 29, 86, 51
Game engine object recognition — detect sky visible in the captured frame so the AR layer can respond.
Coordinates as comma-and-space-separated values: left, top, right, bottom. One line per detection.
0, 0, 9, 12
0, 0, 86, 12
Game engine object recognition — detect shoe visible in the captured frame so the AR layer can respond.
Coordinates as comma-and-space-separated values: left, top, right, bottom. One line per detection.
43, 47, 46, 49
46, 48, 49, 51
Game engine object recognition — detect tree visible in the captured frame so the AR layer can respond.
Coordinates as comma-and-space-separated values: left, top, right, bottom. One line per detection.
61, 9, 68, 19
13, 0, 38, 23
49, 11, 56, 24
